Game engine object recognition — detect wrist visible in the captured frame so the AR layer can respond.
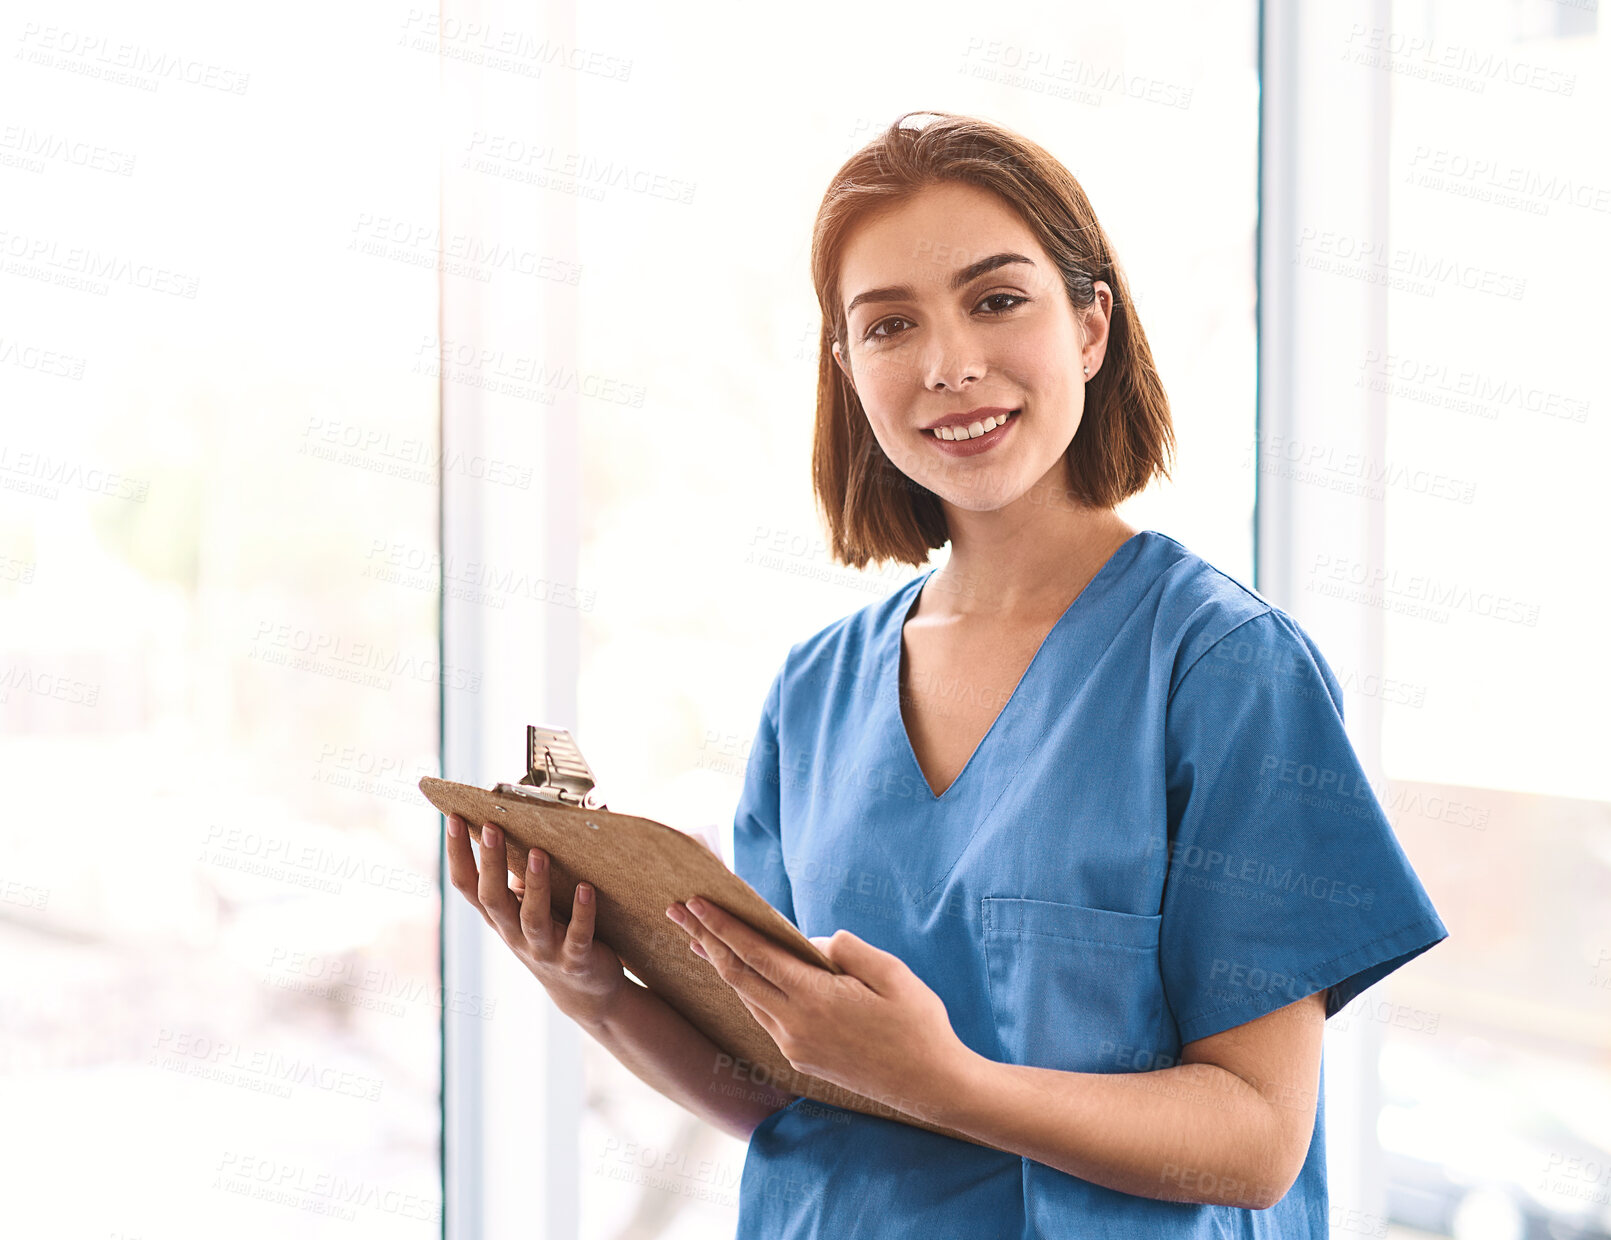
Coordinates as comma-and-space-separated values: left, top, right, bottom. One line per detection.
564, 974, 642, 1038
914, 1041, 992, 1131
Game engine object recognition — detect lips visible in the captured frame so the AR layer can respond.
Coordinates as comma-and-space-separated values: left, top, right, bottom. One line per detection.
925, 409, 1019, 441
923, 411, 1021, 457
922, 406, 1018, 432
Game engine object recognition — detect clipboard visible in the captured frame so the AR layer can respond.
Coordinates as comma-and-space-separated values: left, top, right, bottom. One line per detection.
419, 724, 1006, 1152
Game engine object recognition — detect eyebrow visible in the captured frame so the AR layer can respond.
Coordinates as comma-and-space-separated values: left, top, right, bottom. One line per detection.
844, 252, 1037, 317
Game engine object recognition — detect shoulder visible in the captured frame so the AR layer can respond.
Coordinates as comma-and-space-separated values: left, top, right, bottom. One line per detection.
1140, 532, 1340, 710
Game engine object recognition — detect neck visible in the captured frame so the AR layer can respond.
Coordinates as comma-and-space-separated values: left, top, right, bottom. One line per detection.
927, 501, 1139, 620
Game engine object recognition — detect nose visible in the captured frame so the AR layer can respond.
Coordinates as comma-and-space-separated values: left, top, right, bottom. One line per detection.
921, 319, 985, 392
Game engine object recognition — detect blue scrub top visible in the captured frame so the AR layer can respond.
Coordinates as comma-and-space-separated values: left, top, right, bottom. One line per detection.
730, 528, 1448, 1239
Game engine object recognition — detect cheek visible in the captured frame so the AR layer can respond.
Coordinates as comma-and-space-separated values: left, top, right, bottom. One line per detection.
852, 404, 910, 461
1005, 320, 1078, 375
856, 348, 920, 395
848, 356, 919, 441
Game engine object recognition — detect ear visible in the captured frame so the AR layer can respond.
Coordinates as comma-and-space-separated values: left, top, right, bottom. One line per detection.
832, 340, 856, 392
1081, 281, 1115, 379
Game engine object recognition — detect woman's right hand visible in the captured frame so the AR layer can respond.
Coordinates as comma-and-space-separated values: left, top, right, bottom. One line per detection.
445, 811, 627, 1028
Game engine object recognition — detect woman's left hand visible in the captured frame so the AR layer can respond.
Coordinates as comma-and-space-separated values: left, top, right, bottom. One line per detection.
665, 897, 972, 1122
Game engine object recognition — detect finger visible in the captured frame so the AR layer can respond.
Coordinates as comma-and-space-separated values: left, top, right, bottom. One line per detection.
685, 898, 799, 995
712, 987, 807, 1085
812, 931, 898, 996
719, 972, 787, 1045
445, 814, 488, 913
444, 814, 500, 932
518, 847, 553, 949
476, 822, 520, 933
679, 900, 788, 1013
560, 881, 598, 967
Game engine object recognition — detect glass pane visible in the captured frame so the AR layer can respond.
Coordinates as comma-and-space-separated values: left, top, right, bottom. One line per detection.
1365, 3, 1609, 1237
560, 3, 1258, 1234
0, 5, 442, 1236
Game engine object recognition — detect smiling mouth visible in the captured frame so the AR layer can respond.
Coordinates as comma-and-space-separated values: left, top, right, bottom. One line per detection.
928, 410, 1019, 441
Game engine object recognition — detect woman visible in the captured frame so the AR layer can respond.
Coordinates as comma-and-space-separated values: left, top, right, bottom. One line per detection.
445, 111, 1447, 1237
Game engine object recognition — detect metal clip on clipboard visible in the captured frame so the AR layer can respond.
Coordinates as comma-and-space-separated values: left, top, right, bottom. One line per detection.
492, 725, 608, 811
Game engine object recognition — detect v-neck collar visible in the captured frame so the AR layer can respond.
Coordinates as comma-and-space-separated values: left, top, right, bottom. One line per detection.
888, 530, 1153, 803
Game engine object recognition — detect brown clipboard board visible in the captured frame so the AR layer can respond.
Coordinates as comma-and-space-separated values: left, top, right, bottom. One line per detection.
419, 725, 1005, 1152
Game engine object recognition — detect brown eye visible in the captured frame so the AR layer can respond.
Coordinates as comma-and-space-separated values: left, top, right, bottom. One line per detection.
865, 293, 1027, 344
867, 316, 913, 342
978, 292, 1029, 314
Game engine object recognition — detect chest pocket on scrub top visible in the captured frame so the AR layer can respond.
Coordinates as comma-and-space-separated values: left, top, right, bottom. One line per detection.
981, 897, 1167, 1074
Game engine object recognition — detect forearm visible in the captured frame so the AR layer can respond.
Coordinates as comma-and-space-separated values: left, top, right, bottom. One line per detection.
928, 1052, 1294, 1209
574, 978, 799, 1142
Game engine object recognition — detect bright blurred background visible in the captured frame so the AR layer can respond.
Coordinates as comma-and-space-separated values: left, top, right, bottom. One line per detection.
0, 0, 1605, 1238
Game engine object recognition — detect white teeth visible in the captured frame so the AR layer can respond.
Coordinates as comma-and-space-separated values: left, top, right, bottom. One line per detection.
933, 411, 1016, 441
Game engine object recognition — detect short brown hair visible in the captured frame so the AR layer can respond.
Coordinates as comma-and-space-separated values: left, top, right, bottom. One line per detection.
809, 110, 1175, 570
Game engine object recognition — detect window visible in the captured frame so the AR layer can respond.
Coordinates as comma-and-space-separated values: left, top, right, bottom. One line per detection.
1259, 3, 1607, 1237
1, 8, 441, 1236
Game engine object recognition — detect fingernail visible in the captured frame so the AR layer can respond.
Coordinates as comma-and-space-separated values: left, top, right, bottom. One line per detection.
483, 825, 498, 847
527, 850, 538, 871
687, 898, 706, 916
447, 815, 461, 837
666, 905, 685, 925
577, 885, 592, 905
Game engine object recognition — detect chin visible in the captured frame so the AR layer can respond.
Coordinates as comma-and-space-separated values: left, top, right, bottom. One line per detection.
930, 473, 1033, 512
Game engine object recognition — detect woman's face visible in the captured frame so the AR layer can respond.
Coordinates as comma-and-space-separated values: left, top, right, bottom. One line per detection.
832, 180, 1111, 513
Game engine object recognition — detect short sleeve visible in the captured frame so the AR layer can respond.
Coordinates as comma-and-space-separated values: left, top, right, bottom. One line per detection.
1159, 608, 1448, 1045
731, 664, 798, 928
